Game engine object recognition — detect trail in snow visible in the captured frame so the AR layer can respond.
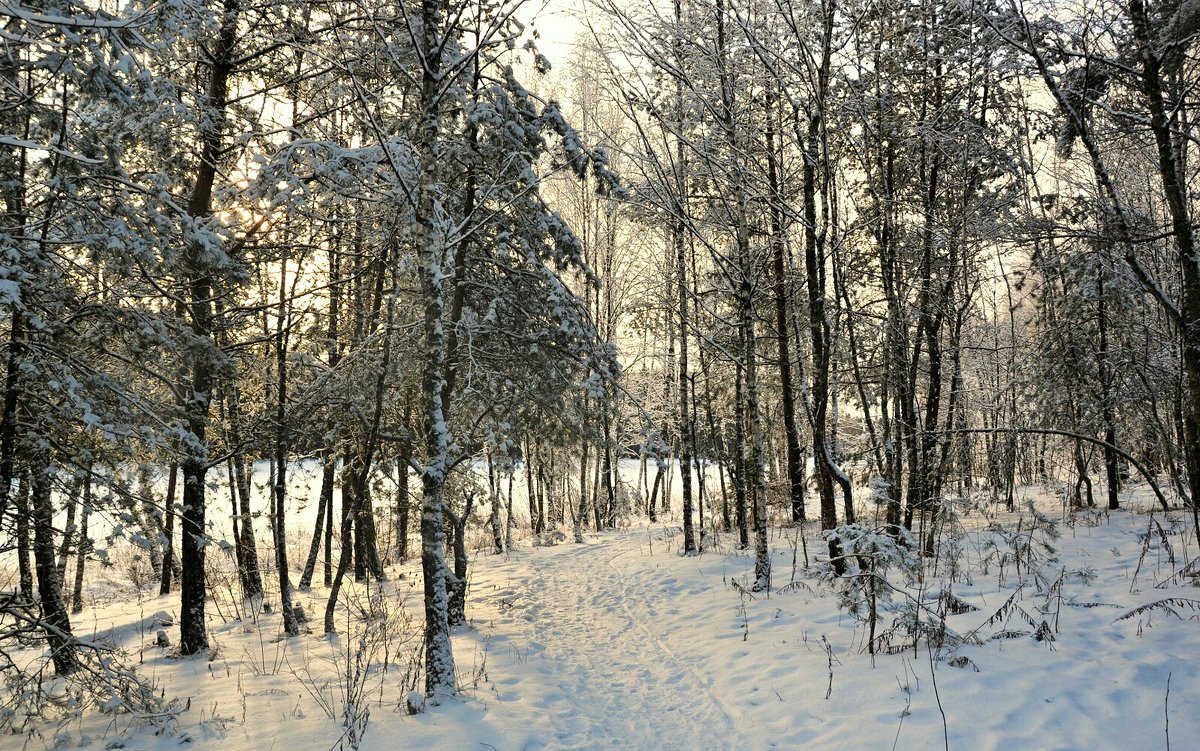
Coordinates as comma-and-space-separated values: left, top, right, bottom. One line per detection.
483, 533, 749, 751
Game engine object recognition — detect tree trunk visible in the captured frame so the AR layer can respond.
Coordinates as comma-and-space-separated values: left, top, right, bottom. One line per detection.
323, 479, 355, 634
396, 446, 412, 561
540, 451, 554, 531
445, 494, 474, 627
800, 1, 843, 573
159, 463, 178, 596
273, 257, 298, 636
56, 472, 84, 587
0, 304, 24, 525
178, 0, 241, 656
602, 417, 617, 527
229, 449, 263, 600
648, 463, 663, 523
1096, 272, 1121, 510
526, 436, 540, 533
300, 451, 335, 590
766, 116, 806, 524
745, 295, 770, 591
1129, 0, 1200, 534
33, 463, 78, 675
675, 217, 696, 553
71, 489, 90, 614
488, 452, 504, 553
733, 364, 749, 549
506, 470, 516, 549
536, 442, 548, 532
15, 472, 32, 602
575, 442, 588, 543
415, 0, 457, 699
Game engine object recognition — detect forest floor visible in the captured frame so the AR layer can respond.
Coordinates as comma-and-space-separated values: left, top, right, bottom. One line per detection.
5, 486, 1200, 750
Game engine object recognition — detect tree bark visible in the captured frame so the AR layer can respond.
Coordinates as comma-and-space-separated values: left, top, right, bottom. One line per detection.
299, 451, 335, 590
273, 258, 298, 636
16, 472, 33, 602
445, 493, 474, 627
415, 0, 457, 699
675, 219, 697, 553
766, 115, 806, 524
71, 488, 90, 614
159, 463, 177, 596
396, 444, 412, 561
178, 0, 241, 656
33, 463, 78, 675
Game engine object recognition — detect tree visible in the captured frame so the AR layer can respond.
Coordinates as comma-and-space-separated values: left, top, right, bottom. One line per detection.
1007, 0, 1200, 529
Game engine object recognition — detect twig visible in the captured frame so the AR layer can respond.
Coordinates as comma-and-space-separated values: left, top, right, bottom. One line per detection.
927, 626, 949, 751
1165, 671, 1172, 751
892, 675, 912, 751
822, 635, 834, 700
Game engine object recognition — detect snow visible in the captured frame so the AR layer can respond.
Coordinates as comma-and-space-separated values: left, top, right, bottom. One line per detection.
5, 480, 1200, 750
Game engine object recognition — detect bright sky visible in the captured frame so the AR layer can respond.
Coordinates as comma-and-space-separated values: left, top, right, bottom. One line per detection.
519, 0, 586, 70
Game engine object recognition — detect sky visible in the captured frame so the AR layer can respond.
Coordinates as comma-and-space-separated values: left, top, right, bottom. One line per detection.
519, 0, 586, 70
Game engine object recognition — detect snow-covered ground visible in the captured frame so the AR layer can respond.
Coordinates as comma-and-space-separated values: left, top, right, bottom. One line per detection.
4, 484, 1199, 750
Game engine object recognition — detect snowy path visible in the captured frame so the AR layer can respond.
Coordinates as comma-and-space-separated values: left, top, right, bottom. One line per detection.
481, 533, 749, 751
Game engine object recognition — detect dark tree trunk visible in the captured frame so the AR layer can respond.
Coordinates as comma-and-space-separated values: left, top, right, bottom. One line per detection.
396, 446, 412, 561
602, 418, 617, 527
506, 470, 516, 549
525, 436, 540, 533
324, 476, 334, 586
179, 453, 209, 654
536, 442, 548, 533
274, 257, 298, 636
159, 463, 178, 596
226, 459, 249, 598
701, 360, 732, 532
1074, 441, 1095, 509
0, 310, 24, 525
33, 464, 78, 675
539, 449, 552, 531
647, 464, 662, 523
766, 115, 806, 524
577, 434, 590, 541
226, 387, 264, 600
300, 450, 335, 590
16, 472, 33, 602
348, 454, 383, 582
361, 482, 384, 579
733, 364, 749, 550
323, 483, 355, 634
56, 472, 84, 586
1097, 273, 1121, 510
799, 2, 843, 573
675, 218, 696, 553
445, 494, 474, 627
178, 0, 241, 656
71, 490, 90, 614
488, 454, 504, 554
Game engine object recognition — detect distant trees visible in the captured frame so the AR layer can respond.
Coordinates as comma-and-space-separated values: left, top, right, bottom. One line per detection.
585, 0, 1023, 579
576, 0, 1200, 568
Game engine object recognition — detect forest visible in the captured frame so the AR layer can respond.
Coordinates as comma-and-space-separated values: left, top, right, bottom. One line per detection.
2, 0, 1200, 748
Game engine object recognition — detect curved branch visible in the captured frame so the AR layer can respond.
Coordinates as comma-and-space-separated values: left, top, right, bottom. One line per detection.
942, 427, 1169, 511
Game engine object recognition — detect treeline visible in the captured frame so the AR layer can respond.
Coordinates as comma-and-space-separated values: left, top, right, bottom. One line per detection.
575, 0, 1200, 579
